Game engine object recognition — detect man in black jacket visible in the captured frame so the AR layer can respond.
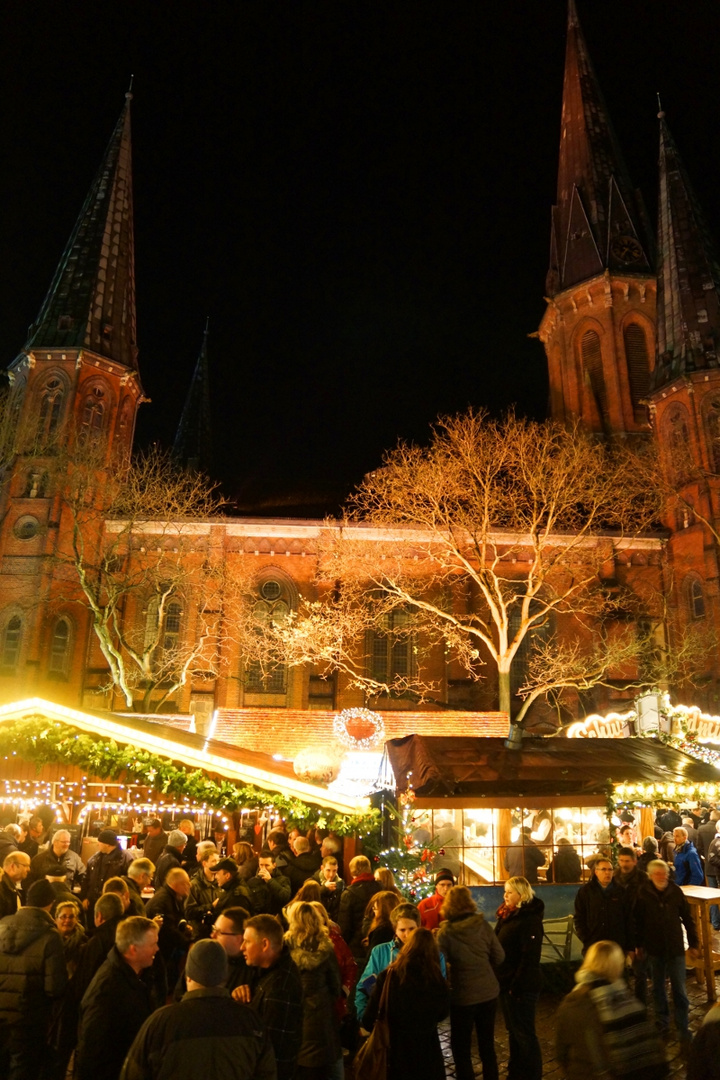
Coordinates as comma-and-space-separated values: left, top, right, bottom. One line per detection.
338, 854, 383, 961
0, 824, 24, 866
145, 867, 192, 986
0, 879, 67, 1080
0, 852, 30, 919
235, 852, 291, 917
76, 916, 159, 1080
81, 830, 132, 915
153, 831, 187, 890
574, 858, 632, 955
634, 859, 699, 1043
120, 939, 276, 1080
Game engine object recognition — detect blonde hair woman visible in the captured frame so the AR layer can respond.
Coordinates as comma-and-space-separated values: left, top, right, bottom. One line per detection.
285, 902, 343, 1079
493, 876, 544, 1080
556, 940, 667, 1079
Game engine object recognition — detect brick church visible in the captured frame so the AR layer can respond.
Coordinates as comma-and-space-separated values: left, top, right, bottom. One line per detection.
1, 1, 719, 755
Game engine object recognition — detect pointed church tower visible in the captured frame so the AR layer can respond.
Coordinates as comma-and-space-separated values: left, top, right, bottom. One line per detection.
0, 93, 145, 705
173, 319, 212, 474
2, 91, 144, 485
539, 1, 656, 434
648, 109, 720, 695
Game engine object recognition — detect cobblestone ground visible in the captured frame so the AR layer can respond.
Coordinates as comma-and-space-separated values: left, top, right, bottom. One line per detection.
345, 967, 715, 1078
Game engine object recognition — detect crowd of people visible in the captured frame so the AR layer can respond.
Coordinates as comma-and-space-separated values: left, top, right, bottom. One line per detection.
1, 803, 719, 1079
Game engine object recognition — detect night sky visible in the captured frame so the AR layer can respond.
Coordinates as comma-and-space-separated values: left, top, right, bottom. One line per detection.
2, 2, 720, 512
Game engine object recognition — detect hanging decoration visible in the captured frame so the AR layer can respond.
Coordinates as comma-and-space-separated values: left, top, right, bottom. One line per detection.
332, 708, 385, 750
0, 717, 380, 840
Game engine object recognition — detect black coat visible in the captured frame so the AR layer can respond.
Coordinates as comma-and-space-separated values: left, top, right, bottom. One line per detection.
634, 878, 698, 957
0, 830, 20, 865
546, 845, 582, 883
338, 876, 383, 959
0, 873, 21, 919
494, 894, 545, 994
81, 846, 132, 909
287, 936, 342, 1067
364, 964, 450, 1080
145, 885, 190, 963
0, 906, 67, 1025
153, 845, 184, 890
185, 868, 221, 935
286, 850, 322, 896
76, 945, 153, 1080
249, 945, 304, 1080
574, 877, 632, 952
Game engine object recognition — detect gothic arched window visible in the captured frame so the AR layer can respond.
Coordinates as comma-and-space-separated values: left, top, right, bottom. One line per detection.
37, 376, 65, 443
686, 576, 706, 621
368, 608, 415, 688
623, 323, 650, 422
144, 594, 184, 675
245, 577, 292, 694
79, 385, 107, 445
48, 618, 72, 678
1, 616, 22, 672
581, 330, 608, 423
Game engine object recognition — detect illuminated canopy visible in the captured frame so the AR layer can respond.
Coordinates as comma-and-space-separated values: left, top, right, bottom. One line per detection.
0, 698, 368, 815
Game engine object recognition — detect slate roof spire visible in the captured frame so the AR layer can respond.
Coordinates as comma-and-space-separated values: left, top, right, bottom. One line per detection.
25, 92, 138, 371
651, 107, 720, 391
546, 1, 651, 295
173, 318, 213, 473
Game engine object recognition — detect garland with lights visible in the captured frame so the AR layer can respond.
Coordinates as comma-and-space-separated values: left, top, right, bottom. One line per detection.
332, 708, 385, 750
0, 717, 380, 839
374, 786, 439, 901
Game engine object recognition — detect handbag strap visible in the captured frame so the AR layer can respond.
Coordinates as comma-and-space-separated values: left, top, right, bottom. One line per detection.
377, 966, 393, 1021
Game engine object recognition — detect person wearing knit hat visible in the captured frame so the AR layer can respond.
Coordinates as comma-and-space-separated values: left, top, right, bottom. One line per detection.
186, 938, 229, 988
120, 937, 276, 1080
153, 830, 188, 891
418, 870, 456, 931
0, 868, 67, 1079
80, 830, 132, 914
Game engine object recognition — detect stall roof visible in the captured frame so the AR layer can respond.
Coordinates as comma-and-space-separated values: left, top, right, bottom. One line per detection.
0, 699, 367, 814
386, 735, 720, 799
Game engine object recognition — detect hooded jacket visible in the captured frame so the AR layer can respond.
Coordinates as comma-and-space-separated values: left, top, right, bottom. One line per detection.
0, 905, 67, 1023
494, 894, 545, 994
286, 935, 342, 1067
436, 912, 504, 1005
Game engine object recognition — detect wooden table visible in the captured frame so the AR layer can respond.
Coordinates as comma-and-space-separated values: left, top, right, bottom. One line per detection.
681, 884, 720, 1001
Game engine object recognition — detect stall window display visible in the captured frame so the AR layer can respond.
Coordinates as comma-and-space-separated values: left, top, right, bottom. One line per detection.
419, 806, 619, 885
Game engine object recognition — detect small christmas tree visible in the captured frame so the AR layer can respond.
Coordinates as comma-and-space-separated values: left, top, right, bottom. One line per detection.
375, 787, 439, 901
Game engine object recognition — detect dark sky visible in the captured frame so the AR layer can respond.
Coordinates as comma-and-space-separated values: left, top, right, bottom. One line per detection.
2, 2, 720, 511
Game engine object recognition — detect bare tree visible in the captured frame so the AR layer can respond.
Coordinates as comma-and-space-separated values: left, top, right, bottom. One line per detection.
48, 443, 254, 711
262, 410, 668, 737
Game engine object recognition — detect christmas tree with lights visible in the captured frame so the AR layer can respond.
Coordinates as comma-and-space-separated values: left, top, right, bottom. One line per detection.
374, 786, 439, 901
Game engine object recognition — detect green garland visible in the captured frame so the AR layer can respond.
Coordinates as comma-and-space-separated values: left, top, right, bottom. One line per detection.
0, 717, 380, 839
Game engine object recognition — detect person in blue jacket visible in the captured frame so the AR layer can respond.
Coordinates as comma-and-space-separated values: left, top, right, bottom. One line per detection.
672, 827, 704, 886
355, 902, 446, 1025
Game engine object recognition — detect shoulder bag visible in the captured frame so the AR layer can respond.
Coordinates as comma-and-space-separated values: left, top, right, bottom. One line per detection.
353, 968, 392, 1080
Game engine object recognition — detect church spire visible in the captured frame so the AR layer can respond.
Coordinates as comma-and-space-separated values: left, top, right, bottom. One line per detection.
173, 318, 212, 473
651, 109, 720, 391
25, 92, 138, 371
546, 1, 651, 295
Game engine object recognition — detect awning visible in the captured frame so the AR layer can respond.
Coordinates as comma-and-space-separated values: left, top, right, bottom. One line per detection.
386, 734, 720, 799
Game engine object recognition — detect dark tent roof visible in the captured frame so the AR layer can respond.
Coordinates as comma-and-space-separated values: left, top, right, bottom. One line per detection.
386, 735, 720, 799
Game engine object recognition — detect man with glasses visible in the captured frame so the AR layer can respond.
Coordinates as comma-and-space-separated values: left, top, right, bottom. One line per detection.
173, 906, 250, 999
574, 857, 633, 955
